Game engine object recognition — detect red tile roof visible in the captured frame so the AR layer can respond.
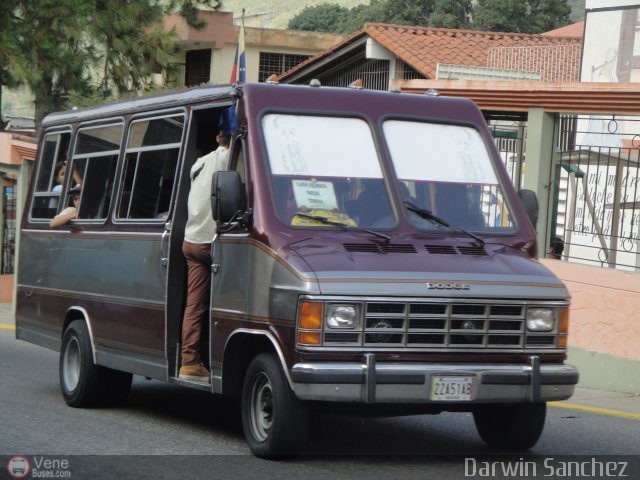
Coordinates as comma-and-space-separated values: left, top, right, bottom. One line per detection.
280, 23, 582, 81
542, 21, 584, 37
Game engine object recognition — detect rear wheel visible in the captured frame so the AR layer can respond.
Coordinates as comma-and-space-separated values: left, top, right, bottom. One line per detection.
473, 402, 546, 450
241, 353, 308, 457
59, 320, 132, 407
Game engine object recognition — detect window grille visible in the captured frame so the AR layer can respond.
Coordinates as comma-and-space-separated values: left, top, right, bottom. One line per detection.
1, 184, 16, 274
185, 49, 212, 87
313, 53, 390, 91
396, 60, 427, 80
259, 53, 311, 83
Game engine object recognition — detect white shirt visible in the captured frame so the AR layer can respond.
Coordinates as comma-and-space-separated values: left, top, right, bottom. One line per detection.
184, 146, 230, 244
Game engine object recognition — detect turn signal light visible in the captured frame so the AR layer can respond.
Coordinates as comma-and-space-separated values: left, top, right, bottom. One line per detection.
558, 335, 568, 348
299, 332, 321, 345
558, 307, 570, 333
300, 301, 322, 329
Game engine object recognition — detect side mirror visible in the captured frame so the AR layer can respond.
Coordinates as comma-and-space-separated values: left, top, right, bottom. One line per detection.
211, 171, 246, 227
518, 189, 538, 230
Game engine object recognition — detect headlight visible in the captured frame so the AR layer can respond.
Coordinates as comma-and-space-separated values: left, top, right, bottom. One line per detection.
326, 304, 358, 329
526, 307, 556, 332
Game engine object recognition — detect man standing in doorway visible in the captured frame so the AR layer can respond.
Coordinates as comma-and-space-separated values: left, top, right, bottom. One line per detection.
178, 124, 231, 382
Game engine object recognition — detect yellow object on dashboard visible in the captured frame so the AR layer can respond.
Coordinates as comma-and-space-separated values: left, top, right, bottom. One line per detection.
291, 209, 357, 226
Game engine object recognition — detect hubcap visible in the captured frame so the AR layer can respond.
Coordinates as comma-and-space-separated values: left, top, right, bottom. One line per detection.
249, 372, 273, 442
62, 336, 81, 392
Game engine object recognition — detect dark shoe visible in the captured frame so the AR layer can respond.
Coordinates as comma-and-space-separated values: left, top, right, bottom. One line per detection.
179, 363, 210, 382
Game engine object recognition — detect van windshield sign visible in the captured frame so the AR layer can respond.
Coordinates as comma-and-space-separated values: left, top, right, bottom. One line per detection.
263, 114, 383, 178
292, 180, 338, 211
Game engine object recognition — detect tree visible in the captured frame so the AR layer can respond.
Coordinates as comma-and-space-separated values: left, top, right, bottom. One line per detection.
0, 0, 31, 130
90, 0, 182, 98
429, 0, 471, 29
5, 0, 220, 131
472, 0, 571, 34
289, 0, 472, 34
17, 0, 93, 131
288, 3, 350, 33
528, 0, 573, 32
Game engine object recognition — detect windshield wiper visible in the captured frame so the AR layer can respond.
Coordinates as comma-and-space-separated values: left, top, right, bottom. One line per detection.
403, 201, 485, 245
294, 212, 391, 242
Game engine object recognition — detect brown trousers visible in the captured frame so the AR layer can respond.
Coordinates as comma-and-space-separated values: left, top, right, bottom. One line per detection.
181, 241, 212, 366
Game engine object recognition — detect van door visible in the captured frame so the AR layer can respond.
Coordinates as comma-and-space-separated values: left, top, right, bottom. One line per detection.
99, 112, 185, 380
165, 104, 233, 380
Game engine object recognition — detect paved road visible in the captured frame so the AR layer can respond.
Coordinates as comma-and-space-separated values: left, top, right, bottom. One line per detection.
2, 322, 640, 479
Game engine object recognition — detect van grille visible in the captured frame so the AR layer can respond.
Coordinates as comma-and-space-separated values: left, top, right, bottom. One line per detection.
321, 301, 560, 350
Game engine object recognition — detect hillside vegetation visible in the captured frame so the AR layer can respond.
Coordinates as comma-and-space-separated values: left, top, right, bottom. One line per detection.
221, 0, 368, 29
222, 0, 585, 29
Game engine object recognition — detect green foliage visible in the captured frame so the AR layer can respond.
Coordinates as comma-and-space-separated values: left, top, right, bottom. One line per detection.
472, 0, 571, 34
289, 0, 471, 34
2, 0, 220, 130
287, 3, 350, 32
429, 0, 471, 29
17, 0, 94, 126
567, 0, 586, 22
289, 0, 572, 34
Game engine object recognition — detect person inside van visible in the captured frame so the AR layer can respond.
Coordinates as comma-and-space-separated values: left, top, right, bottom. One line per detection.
178, 126, 231, 383
50, 184, 82, 227
52, 160, 83, 192
52, 161, 67, 193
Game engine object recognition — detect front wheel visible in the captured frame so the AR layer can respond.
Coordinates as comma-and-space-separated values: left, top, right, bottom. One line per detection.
60, 320, 132, 407
473, 402, 546, 450
241, 353, 308, 457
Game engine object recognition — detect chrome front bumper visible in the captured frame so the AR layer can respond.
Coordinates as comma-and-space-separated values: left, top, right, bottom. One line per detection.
290, 355, 578, 404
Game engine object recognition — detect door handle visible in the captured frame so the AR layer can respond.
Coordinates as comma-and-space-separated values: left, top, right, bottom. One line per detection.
160, 222, 171, 267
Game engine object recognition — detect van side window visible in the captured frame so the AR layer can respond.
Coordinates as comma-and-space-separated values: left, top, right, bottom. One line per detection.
69, 123, 122, 221
116, 114, 185, 220
29, 131, 71, 220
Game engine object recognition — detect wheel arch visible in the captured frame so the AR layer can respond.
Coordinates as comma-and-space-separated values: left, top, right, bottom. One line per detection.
62, 307, 97, 364
221, 329, 292, 396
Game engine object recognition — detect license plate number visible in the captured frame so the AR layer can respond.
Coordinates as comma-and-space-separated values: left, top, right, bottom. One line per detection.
431, 376, 474, 401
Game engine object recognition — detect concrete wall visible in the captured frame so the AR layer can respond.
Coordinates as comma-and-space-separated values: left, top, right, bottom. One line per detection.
0, 133, 36, 307
540, 259, 640, 394
0, 276, 12, 303
165, 10, 346, 86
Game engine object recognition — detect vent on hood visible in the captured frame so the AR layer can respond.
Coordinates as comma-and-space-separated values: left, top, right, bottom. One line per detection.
344, 243, 417, 254
457, 246, 488, 256
425, 245, 487, 256
425, 245, 457, 255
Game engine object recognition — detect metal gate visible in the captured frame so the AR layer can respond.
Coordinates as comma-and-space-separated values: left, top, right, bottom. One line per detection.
553, 114, 640, 270
1, 183, 16, 275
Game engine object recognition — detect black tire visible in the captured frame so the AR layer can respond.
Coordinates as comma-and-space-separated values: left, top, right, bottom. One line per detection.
59, 320, 132, 407
241, 353, 308, 457
473, 402, 546, 450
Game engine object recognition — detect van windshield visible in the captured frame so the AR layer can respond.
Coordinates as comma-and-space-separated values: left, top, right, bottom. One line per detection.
263, 114, 396, 228
383, 120, 516, 234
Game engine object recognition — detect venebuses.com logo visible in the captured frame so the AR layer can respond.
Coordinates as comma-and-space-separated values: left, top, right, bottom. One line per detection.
7, 456, 30, 479
6, 456, 72, 478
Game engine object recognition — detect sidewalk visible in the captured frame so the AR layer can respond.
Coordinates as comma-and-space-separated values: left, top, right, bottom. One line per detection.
0, 302, 12, 325
2, 303, 639, 418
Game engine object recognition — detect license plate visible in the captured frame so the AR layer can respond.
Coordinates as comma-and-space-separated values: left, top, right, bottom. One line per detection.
430, 375, 474, 401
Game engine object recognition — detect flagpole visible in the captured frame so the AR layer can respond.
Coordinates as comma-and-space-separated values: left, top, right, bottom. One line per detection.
238, 8, 246, 83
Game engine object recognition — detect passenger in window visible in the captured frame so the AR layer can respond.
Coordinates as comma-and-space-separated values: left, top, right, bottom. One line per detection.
50, 184, 81, 227
52, 162, 67, 193
49, 162, 67, 209
51, 161, 83, 193
178, 128, 231, 382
